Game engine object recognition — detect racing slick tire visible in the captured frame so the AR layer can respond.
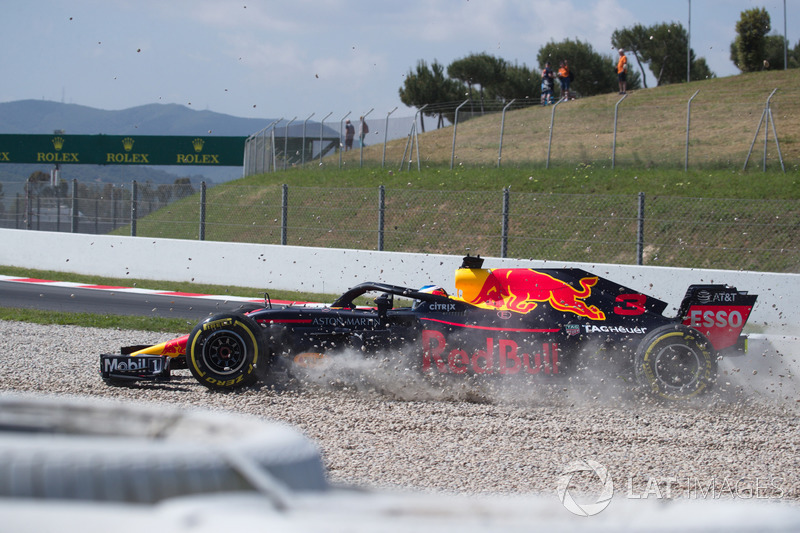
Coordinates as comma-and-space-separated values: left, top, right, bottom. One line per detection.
0, 393, 327, 503
634, 324, 716, 401
187, 313, 264, 390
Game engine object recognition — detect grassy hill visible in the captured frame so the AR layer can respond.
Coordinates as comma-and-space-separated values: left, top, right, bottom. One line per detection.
123, 70, 798, 272
341, 68, 799, 171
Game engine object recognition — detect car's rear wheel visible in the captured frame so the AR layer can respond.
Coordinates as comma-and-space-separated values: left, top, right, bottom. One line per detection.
187, 313, 264, 390
634, 324, 716, 401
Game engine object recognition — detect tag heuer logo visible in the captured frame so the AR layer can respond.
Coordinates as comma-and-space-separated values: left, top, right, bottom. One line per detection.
565, 324, 580, 336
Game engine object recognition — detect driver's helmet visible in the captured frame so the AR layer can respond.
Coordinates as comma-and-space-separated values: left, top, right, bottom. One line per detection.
418, 285, 448, 297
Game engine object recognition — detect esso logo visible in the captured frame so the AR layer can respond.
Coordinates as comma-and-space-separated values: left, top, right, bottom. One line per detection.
688, 309, 743, 329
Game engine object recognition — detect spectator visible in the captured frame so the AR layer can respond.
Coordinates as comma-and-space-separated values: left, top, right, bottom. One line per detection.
359, 116, 369, 146
617, 48, 628, 95
558, 60, 572, 101
344, 119, 355, 151
540, 61, 555, 105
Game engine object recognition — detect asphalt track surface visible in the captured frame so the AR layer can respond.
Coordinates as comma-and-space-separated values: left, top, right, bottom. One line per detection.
0, 276, 267, 320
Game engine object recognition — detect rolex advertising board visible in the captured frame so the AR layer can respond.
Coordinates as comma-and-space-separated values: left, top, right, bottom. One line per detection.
0, 134, 246, 166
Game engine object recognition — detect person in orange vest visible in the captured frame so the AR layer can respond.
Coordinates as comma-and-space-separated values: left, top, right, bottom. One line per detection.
617, 48, 628, 95
557, 60, 572, 101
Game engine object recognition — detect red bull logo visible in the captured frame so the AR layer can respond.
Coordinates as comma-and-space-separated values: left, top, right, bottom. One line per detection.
422, 330, 559, 375
465, 269, 606, 320
131, 334, 188, 358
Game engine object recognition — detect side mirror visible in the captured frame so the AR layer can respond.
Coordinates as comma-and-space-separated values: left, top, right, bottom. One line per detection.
375, 293, 393, 319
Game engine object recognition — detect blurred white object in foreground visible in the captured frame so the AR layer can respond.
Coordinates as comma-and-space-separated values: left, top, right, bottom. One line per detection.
1, 393, 798, 533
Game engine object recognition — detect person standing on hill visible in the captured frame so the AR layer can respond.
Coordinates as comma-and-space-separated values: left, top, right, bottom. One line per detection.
344, 119, 355, 151
358, 116, 369, 146
540, 61, 555, 105
617, 48, 628, 95
558, 60, 571, 101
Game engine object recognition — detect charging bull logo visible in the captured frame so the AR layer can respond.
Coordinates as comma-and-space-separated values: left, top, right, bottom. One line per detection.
468, 269, 606, 320
129, 334, 188, 358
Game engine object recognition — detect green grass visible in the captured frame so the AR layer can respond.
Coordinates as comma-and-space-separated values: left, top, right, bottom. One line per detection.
0, 265, 335, 302
0, 307, 193, 333
122, 164, 798, 272
233, 165, 799, 198
0, 266, 340, 333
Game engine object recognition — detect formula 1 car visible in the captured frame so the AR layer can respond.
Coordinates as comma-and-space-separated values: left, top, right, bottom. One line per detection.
101, 255, 758, 401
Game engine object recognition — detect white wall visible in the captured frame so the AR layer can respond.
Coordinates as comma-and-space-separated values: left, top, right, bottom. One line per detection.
1, 228, 797, 334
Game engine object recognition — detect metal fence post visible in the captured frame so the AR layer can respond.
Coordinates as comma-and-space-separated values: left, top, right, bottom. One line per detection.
199, 181, 206, 241
612, 93, 627, 169
768, 98, 786, 173
302, 113, 314, 167
399, 125, 413, 171
259, 119, 280, 175
283, 116, 296, 171
501, 188, 509, 258
450, 99, 469, 170
25, 182, 31, 230
338, 111, 351, 168
281, 183, 288, 246
378, 185, 385, 251
404, 104, 427, 172
546, 97, 566, 169
71, 179, 78, 233
685, 90, 700, 172
497, 99, 515, 168
56, 189, 61, 233
382, 107, 397, 168
130, 180, 138, 237
637, 192, 645, 266
743, 89, 782, 172
359, 108, 374, 168
320, 112, 333, 165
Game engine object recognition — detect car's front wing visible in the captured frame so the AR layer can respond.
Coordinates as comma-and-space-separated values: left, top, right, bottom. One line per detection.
100, 354, 171, 383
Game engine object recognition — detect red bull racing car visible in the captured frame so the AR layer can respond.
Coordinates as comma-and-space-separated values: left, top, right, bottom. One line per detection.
101, 255, 757, 401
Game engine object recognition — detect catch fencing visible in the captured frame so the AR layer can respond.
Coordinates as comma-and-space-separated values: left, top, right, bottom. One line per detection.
1, 180, 796, 274
242, 86, 793, 174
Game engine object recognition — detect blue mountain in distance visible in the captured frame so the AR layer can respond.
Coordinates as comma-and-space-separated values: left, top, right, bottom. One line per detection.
0, 99, 279, 184
0, 99, 272, 136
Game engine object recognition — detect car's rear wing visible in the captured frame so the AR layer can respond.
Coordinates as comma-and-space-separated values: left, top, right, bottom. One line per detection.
677, 284, 758, 351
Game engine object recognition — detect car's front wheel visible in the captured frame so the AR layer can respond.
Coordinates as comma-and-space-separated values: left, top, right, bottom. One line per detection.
186, 313, 264, 390
634, 324, 716, 401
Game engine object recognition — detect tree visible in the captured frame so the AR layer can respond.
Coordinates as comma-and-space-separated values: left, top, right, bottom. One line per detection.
25, 171, 51, 196
792, 40, 800, 69
613, 22, 715, 86
646, 23, 691, 85
447, 53, 507, 113
492, 61, 538, 103
730, 7, 771, 72
173, 178, 195, 200
399, 59, 466, 131
690, 57, 715, 81
537, 38, 633, 97
758, 35, 800, 70
611, 24, 652, 88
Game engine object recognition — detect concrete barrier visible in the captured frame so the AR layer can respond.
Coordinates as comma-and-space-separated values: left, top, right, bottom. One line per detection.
0, 228, 797, 334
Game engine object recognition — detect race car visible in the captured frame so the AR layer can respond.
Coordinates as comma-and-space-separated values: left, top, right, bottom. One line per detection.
100, 255, 758, 401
